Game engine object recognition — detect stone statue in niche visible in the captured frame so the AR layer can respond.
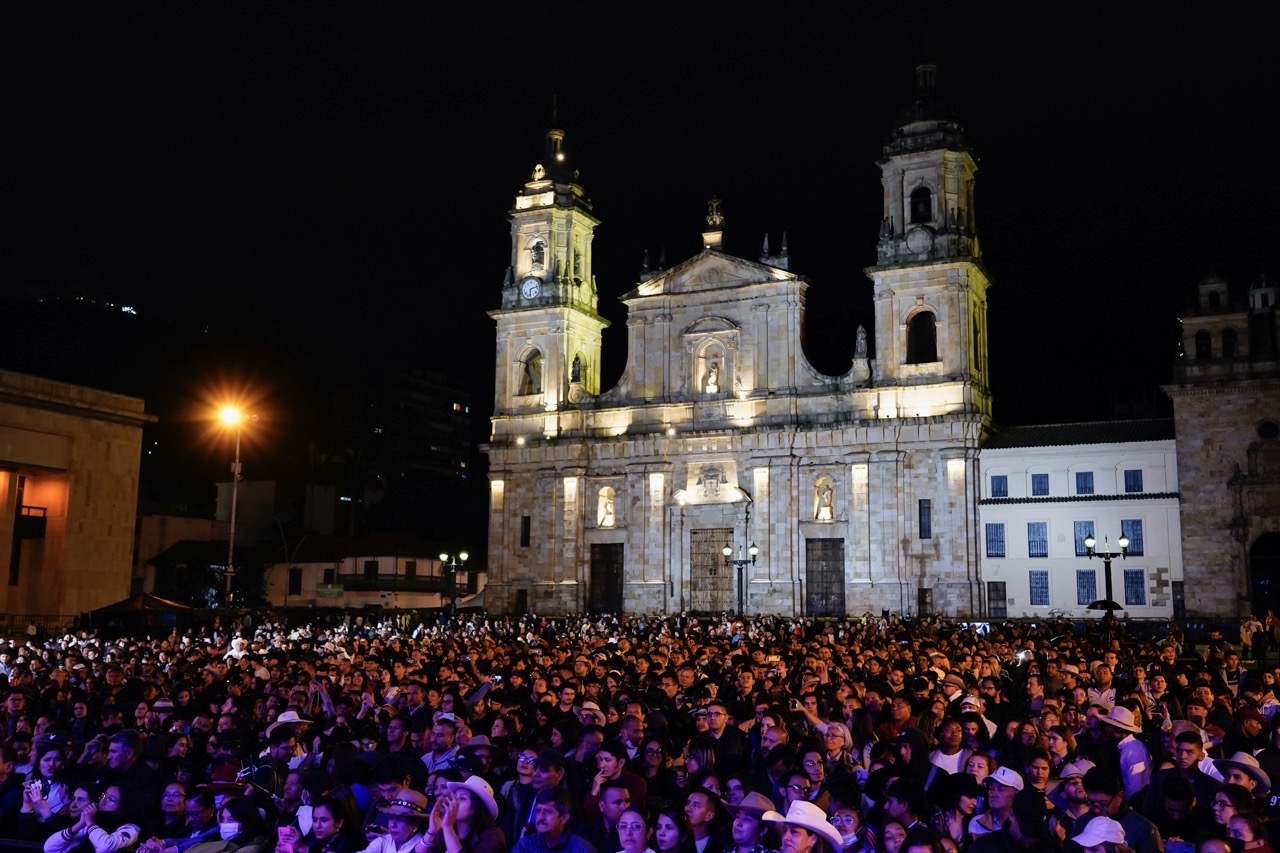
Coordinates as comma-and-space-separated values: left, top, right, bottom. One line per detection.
705, 361, 720, 393
597, 489, 615, 528
815, 482, 834, 521
571, 355, 582, 383
530, 240, 545, 268
855, 325, 867, 358
532, 164, 546, 181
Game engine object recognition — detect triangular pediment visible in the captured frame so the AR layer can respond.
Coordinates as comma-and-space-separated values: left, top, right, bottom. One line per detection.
624, 249, 797, 299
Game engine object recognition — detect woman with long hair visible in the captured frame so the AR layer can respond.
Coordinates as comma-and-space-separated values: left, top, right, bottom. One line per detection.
929, 774, 980, 851
681, 738, 716, 790
878, 820, 907, 853
309, 793, 367, 853
1228, 813, 1275, 853
43, 784, 142, 853
209, 795, 273, 853
847, 709, 879, 770
24, 735, 74, 823
653, 807, 696, 853
1212, 784, 1256, 830
416, 776, 505, 853
1046, 726, 1078, 777
635, 738, 680, 811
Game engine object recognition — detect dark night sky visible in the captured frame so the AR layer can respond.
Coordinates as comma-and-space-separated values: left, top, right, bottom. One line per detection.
7, 4, 1279, 499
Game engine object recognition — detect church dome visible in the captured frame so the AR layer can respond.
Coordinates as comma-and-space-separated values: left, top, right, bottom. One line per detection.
1250, 273, 1277, 291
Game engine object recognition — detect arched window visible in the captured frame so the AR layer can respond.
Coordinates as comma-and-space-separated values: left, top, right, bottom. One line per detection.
1223, 328, 1238, 359
910, 187, 933, 224
906, 311, 938, 364
1194, 330, 1212, 360
518, 351, 543, 396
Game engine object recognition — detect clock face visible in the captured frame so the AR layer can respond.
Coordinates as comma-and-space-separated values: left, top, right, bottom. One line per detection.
520, 277, 541, 299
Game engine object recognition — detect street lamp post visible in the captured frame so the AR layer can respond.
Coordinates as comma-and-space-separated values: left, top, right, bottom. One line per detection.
1084, 532, 1130, 639
721, 490, 758, 615
219, 407, 245, 607
439, 551, 469, 618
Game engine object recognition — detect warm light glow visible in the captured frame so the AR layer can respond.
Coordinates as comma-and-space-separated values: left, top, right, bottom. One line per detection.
947, 458, 966, 480
219, 406, 243, 426
722, 545, 733, 558
516, 436, 526, 445
1084, 534, 1096, 551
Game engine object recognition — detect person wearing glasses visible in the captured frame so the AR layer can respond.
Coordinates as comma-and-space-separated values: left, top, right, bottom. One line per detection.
616, 807, 656, 853
830, 805, 871, 853
44, 784, 142, 853
1078, 767, 1162, 853
780, 771, 814, 815
704, 701, 750, 777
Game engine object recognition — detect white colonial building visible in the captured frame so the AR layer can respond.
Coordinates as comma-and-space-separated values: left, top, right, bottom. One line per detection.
977, 421, 1183, 619
483, 66, 996, 617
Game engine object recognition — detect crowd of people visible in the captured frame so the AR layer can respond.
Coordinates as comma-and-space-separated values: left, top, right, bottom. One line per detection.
1, 611, 1279, 853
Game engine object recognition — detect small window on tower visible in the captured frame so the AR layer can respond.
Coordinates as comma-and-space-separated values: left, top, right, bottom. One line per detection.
910, 187, 933, 223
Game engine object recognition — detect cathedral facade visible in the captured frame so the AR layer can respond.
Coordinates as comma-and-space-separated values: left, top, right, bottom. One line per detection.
483, 68, 994, 617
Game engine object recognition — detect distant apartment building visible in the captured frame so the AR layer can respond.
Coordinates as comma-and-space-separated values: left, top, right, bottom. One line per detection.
978, 421, 1183, 619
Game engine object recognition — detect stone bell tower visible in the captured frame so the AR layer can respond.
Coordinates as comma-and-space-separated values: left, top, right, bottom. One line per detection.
866, 63, 993, 418
490, 128, 609, 426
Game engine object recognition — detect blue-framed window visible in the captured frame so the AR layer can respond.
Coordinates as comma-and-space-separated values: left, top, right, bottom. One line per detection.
1028, 522, 1049, 558
1076, 471, 1095, 495
1124, 469, 1143, 493
919, 499, 932, 539
985, 523, 1006, 558
991, 475, 1008, 498
1030, 570, 1050, 606
1076, 570, 1097, 605
1124, 569, 1147, 606
1121, 519, 1145, 556
1074, 520, 1095, 557
1031, 473, 1049, 496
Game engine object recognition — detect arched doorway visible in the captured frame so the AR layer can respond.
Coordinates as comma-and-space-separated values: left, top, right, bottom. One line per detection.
1249, 532, 1280, 616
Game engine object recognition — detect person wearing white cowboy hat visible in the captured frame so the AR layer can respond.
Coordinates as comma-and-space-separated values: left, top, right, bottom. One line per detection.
1096, 704, 1153, 799
1214, 751, 1272, 793
763, 800, 842, 853
266, 708, 313, 737
370, 787, 430, 853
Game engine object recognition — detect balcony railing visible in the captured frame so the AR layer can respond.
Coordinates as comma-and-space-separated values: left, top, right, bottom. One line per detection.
335, 573, 451, 593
